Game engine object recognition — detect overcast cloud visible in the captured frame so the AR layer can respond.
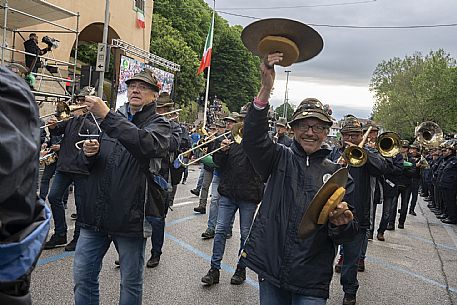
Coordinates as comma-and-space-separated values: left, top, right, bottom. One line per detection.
202, 0, 457, 119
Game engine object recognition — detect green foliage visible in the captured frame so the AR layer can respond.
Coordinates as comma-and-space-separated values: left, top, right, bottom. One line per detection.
370, 49, 457, 138
150, 14, 204, 106
273, 102, 295, 121
152, 0, 261, 113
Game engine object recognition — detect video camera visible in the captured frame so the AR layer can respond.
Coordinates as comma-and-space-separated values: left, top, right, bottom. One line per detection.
42, 36, 59, 49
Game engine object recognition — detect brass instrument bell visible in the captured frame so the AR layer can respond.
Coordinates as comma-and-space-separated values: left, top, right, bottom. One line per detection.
376, 132, 401, 158
415, 121, 443, 148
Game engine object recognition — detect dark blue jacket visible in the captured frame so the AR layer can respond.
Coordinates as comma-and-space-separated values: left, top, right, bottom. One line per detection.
438, 155, 457, 189
240, 106, 358, 299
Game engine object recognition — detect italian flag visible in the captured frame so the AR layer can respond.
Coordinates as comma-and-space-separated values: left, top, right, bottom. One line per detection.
197, 13, 215, 75
136, 10, 145, 29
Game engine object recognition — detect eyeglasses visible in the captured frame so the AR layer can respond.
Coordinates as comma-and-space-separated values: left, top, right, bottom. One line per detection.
295, 123, 328, 133
127, 82, 151, 91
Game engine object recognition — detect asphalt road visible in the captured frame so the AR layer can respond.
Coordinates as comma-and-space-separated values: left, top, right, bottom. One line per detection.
32, 165, 457, 305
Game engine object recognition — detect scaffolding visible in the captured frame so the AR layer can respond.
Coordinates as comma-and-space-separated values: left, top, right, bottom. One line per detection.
1, 0, 79, 102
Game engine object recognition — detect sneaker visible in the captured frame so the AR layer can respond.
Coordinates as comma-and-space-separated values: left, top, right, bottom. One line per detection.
343, 293, 357, 305
357, 258, 365, 272
377, 232, 385, 241
201, 229, 215, 240
230, 265, 246, 285
398, 223, 404, 229
201, 268, 220, 286
64, 238, 77, 251
190, 189, 200, 196
335, 255, 343, 273
146, 255, 160, 268
193, 206, 206, 214
44, 234, 67, 250
70, 213, 77, 220
409, 210, 417, 216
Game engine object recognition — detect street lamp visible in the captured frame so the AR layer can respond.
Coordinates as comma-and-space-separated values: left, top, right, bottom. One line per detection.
284, 70, 291, 119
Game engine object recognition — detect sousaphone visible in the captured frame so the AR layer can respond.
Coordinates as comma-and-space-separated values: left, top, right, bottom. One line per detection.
241, 18, 324, 67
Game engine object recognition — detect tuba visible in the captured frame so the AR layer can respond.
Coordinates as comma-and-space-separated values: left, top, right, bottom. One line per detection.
415, 121, 443, 148
376, 132, 401, 158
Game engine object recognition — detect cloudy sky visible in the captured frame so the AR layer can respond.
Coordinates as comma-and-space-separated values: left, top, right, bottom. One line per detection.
203, 0, 457, 119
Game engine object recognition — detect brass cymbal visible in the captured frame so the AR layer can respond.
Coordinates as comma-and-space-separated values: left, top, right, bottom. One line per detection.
298, 167, 348, 239
241, 18, 324, 67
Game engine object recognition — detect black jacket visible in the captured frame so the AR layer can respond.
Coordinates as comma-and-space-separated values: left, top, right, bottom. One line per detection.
438, 155, 457, 189
277, 133, 293, 147
240, 106, 358, 299
213, 139, 264, 204
78, 103, 170, 236
23, 39, 48, 70
49, 115, 98, 175
381, 153, 404, 197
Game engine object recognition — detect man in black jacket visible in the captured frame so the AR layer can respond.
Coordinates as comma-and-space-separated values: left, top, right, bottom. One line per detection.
437, 141, 457, 224
43, 87, 98, 252
274, 117, 293, 147
330, 115, 387, 305
201, 107, 265, 287
73, 69, 170, 305
23, 33, 50, 73
237, 53, 358, 305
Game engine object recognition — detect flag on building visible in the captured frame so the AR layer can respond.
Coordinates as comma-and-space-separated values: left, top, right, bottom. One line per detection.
197, 14, 215, 75
136, 10, 145, 28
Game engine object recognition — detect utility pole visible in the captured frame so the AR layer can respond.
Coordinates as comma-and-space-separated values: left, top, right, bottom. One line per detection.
97, 0, 110, 98
283, 70, 291, 119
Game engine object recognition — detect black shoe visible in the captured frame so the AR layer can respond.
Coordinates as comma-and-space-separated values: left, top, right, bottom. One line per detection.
201, 268, 220, 286
181, 179, 187, 185
230, 266, 246, 285
201, 229, 215, 240
64, 238, 77, 251
398, 223, 404, 229
190, 189, 200, 196
368, 231, 373, 240
377, 232, 385, 241
357, 259, 365, 272
226, 231, 233, 239
114, 259, 120, 266
386, 224, 395, 231
44, 234, 67, 250
194, 206, 206, 214
437, 214, 448, 219
409, 210, 417, 216
427, 204, 434, 208
343, 293, 356, 305
146, 255, 160, 268
433, 210, 443, 215
70, 213, 77, 220
441, 218, 457, 224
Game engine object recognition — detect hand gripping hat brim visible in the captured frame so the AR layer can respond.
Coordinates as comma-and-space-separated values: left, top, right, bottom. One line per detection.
241, 18, 324, 67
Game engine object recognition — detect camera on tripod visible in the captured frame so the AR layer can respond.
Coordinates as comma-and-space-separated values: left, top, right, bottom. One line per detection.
42, 36, 59, 49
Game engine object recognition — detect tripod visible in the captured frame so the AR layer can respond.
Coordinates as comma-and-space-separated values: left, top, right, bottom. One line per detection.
35, 49, 67, 94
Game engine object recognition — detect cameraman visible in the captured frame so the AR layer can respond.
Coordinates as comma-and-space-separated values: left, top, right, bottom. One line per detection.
23, 33, 50, 73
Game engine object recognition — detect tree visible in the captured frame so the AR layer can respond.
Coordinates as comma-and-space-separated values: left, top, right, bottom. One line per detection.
273, 102, 295, 122
370, 49, 457, 138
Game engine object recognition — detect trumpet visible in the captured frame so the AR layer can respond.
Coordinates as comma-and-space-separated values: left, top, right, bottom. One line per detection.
376, 132, 401, 158
176, 122, 243, 167
40, 104, 88, 129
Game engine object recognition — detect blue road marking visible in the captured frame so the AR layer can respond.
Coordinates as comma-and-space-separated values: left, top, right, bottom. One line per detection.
404, 233, 457, 252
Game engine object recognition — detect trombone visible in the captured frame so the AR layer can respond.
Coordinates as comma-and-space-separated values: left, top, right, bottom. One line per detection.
159, 108, 181, 121
376, 131, 401, 158
339, 126, 372, 167
40, 104, 88, 129
176, 122, 243, 167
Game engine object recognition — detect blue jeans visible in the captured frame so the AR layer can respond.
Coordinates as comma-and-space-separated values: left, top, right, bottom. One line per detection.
48, 171, 87, 238
340, 229, 367, 295
146, 216, 165, 257
73, 228, 146, 305
207, 175, 235, 232
259, 279, 327, 305
211, 196, 257, 269
359, 230, 369, 260
39, 162, 69, 204
196, 163, 204, 191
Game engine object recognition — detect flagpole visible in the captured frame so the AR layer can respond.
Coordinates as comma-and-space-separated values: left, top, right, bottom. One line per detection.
203, 0, 215, 129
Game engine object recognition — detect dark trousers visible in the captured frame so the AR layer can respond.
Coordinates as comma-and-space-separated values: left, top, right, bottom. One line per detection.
48, 171, 87, 239
341, 229, 367, 295
378, 194, 398, 234
442, 188, 457, 220
398, 185, 412, 225
409, 178, 420, 212
146, 216, 165, 257
39, 162, 69, 204
434, 185, 443, 212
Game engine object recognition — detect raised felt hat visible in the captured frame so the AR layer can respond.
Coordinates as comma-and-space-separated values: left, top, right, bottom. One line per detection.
340, 115, 362, 133
156, 92, 174, 108
289, 98, 333, 126
125, 69, 161, 92
363, 120, 379, 132
276, 117, 288, 127
241, 18, 324, 67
